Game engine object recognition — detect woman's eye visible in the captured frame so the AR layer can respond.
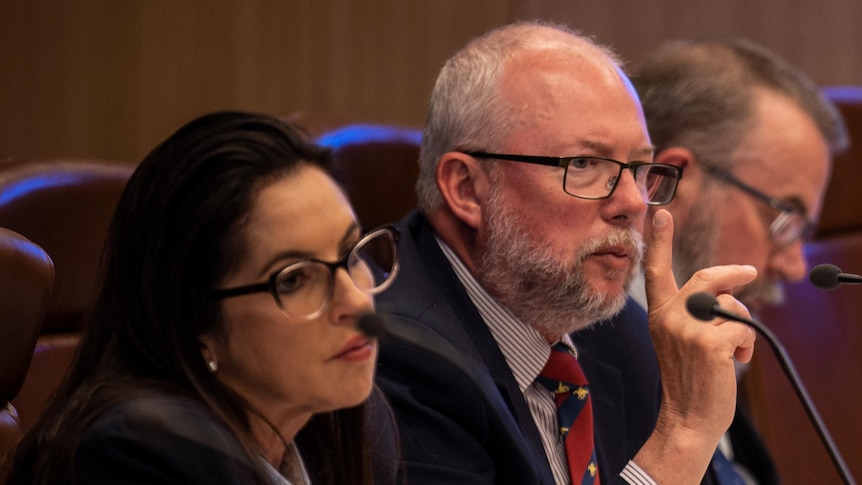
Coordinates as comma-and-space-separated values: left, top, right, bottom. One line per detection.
276, 268, 309, 294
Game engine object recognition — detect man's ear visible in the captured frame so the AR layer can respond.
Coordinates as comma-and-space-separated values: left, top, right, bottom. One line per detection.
653, 146, 695, 171
435, 152, 488, 229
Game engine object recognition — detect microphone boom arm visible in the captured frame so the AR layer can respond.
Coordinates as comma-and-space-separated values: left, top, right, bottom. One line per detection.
695, 297, 856, 485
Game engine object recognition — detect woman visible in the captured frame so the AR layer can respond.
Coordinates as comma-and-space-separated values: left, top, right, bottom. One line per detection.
1, 111, 399, 484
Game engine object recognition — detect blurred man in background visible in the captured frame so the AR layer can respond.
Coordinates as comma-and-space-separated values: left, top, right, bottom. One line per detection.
628, 37, 848, 484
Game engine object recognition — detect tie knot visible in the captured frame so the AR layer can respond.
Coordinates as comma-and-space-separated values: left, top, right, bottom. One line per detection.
538, 343, 589, 392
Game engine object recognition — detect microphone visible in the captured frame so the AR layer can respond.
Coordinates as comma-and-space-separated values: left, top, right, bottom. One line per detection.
809, 263, 862, 290
686, 292, 856, 485
357, 312, 390, 339
358, 312, 474, 379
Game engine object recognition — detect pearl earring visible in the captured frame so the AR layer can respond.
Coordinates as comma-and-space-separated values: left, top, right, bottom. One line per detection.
207, 360, 218, 373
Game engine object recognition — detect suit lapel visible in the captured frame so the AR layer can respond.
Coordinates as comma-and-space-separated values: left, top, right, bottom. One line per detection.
403, 211, 557, 484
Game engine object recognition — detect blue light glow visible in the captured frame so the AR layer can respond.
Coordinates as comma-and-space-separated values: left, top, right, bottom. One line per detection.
0, 230, 53, 266
823, 86, 862, 104
316, 124, 422, 148
0, 173, 91, 206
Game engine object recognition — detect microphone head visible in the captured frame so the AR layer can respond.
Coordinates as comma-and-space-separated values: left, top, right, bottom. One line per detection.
686, 292, 719, 321
809, 263, 842, 290
357, 313, 389, 339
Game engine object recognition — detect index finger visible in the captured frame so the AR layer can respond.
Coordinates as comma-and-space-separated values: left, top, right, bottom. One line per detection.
644, 209, 680, 309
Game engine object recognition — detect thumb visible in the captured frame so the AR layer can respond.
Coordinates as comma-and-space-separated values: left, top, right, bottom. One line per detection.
644, 209, 679, 309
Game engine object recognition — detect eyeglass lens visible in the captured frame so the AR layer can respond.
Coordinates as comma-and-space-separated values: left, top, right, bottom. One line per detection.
273, 229, 397, 319
703, 164, 811, 246
564, 158, 678, 204
639, 164, 681, 205
770, 211, 809, 246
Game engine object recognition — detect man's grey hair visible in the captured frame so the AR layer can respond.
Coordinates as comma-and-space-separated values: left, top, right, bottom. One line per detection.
416, 20, 623, 211
632, 37, 848, 174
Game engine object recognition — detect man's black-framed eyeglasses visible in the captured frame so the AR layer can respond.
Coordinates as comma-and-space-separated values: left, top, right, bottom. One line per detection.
209, 225, 399, 320
464, 151, 682, 206
701, 163, 815, 246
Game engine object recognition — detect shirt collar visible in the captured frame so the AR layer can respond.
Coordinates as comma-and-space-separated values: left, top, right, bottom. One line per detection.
435, 236, 578, 392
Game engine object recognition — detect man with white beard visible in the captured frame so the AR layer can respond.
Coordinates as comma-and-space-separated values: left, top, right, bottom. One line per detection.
374, 21, 759, 485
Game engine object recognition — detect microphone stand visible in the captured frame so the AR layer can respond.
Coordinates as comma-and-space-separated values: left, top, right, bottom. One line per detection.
709, 305, 856, 485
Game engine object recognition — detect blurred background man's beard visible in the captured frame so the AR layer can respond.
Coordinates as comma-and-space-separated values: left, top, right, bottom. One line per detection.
673, 196, 784, 313
476, 189, 643, 339
671, 196, 718, 285
734, 278, 784, 312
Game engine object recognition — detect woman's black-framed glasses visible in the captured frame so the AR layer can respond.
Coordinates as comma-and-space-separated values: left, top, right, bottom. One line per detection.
210, 225, 399, 320
465, 151, 682, 206
701, 164, 814, 246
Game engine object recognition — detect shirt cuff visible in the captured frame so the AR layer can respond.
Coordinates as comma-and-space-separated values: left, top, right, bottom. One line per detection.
620, 460, 658, 485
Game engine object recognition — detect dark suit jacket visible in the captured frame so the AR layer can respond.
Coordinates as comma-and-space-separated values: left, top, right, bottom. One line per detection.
728, 405, 780, 485
374, 210, 662, 485
75, 392, 400, 485
75, 395, 260, 484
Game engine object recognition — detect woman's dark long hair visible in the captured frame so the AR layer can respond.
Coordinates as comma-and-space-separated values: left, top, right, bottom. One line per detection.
1, 111, 375, 484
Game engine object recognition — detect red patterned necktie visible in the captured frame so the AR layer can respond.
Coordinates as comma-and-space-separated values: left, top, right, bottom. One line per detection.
537, 342, 600, 485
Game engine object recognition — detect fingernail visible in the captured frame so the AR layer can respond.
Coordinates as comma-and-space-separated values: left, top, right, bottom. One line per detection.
742, 265, 756, 273
653, 210, 669, 227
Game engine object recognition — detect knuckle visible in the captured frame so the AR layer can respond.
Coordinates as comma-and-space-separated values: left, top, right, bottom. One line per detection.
688, 267, 718, 285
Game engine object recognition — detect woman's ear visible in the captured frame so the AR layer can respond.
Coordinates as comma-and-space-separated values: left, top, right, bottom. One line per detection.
435, 152, 489, 229
199, 334, 219, 373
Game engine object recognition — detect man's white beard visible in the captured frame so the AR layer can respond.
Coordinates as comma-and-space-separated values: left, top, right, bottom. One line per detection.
475, 190, 643, 339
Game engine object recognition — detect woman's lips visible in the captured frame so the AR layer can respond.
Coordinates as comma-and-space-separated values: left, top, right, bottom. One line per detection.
331, 335, 375, 362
